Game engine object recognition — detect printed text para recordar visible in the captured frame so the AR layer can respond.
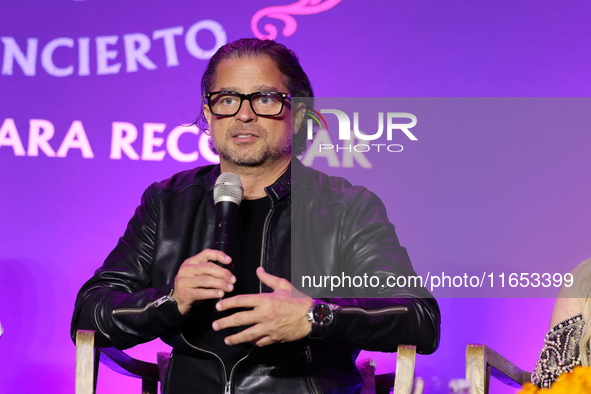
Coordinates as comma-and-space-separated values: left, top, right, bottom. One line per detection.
0, 118, 219, 163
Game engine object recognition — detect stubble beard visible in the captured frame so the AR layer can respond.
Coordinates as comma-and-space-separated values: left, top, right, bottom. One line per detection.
211, 124, 292, 167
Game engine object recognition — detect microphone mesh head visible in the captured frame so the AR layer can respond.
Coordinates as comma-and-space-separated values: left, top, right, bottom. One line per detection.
214, 172, 244, 205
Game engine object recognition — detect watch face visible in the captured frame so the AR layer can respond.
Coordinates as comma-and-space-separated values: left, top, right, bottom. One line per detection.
313, 303, 333, 326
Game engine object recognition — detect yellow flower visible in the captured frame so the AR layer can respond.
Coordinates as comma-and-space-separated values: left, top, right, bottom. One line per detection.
518, 382, 543, 394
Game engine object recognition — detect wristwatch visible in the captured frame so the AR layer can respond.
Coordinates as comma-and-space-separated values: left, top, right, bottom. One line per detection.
307, 300, 340, 338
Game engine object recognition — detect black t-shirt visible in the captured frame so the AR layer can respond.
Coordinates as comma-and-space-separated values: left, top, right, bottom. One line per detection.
216, 196, 271, 373
229, 197, 270, 296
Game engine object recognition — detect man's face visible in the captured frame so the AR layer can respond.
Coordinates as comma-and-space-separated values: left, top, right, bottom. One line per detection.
204, 56, 297, 168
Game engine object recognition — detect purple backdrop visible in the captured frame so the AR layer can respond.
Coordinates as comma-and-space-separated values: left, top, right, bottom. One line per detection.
2, 1, 591, 393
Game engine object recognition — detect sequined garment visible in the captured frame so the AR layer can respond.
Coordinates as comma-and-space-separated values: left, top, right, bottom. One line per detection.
531, 314, 585, 388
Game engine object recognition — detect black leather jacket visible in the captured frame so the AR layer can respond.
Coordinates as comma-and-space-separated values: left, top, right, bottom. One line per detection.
71, 159, 440, 394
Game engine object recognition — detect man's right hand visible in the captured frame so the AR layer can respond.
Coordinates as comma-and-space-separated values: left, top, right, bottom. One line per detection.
172, 249, 236, 315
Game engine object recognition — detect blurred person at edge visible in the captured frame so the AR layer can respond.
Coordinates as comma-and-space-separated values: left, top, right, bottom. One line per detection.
532, 258, 591, 388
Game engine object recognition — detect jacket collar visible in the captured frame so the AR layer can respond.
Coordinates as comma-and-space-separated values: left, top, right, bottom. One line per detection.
265, 162, 291, 201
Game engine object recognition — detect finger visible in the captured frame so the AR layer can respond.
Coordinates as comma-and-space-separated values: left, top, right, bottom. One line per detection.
180, 275, 234, 293
189, 249, 232, 266
253, 336, 274, 347
256, 267, 289, 290
186, 287, 226, 300
172, 281, 228, 314
180, 261, 236, 284
217, 294, 261, 311
223, 325, 265, 346
212, 310, 259, 331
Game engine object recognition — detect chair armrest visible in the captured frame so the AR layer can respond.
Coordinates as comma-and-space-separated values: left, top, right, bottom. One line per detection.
75, 330, 160, 394
76, 330, 99, 394
393, 344, 416, 394
466, 344, 532, 394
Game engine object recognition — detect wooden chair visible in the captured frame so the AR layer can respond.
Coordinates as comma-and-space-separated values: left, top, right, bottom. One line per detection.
76, 329, 417, 394
465, 344, 531, 394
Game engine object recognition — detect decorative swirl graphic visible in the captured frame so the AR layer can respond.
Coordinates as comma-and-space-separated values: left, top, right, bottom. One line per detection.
251, 0, 342, 39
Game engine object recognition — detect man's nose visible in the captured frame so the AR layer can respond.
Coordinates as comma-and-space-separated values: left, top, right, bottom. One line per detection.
235, 99, 257, 122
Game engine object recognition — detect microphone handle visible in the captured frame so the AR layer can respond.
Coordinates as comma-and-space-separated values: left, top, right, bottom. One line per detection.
212, 200, 239, 270
212, 200, 238, 305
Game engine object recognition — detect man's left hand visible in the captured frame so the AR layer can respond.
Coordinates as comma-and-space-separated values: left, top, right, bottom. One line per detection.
212, 267, 313, 347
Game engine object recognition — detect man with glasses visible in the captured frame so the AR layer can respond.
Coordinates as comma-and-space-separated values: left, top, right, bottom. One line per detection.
72, 38, 440, 393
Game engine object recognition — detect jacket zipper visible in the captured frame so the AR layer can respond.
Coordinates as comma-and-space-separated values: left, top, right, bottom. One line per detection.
226, 352, 250, 394
113, 289, 175, 315
260, 190, 320, 394
258, 199, 274, 293
305, 345, 322, 394
338, 305, 408, 316
112, 303, 154, 315
180, 332, 251, 394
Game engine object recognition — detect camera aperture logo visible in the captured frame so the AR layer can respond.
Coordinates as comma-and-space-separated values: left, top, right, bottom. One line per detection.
302, 108, 418, 168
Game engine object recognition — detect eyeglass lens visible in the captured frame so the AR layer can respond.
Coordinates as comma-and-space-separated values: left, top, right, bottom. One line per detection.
209, 93, 284, 116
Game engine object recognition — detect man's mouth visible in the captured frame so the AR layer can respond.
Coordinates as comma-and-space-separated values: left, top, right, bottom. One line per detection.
228, 126, 264, 141
230, 130, 261, 141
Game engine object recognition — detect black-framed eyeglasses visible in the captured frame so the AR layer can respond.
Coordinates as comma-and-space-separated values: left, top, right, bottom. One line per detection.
205, 91, 291, 117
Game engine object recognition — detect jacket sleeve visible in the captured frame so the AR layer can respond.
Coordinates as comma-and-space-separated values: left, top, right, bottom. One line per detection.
316, 189, 441, 354
70, 184, 186, 349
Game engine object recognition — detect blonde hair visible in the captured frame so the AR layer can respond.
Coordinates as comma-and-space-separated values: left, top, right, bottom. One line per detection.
572, 258, 591, 366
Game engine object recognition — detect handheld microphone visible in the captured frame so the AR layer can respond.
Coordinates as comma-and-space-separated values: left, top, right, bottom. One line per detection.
212, 172, 243, 270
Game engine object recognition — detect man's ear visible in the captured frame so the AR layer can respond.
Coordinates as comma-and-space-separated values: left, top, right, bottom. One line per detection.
203, 103, 212, 128
292, 103, 307, 135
